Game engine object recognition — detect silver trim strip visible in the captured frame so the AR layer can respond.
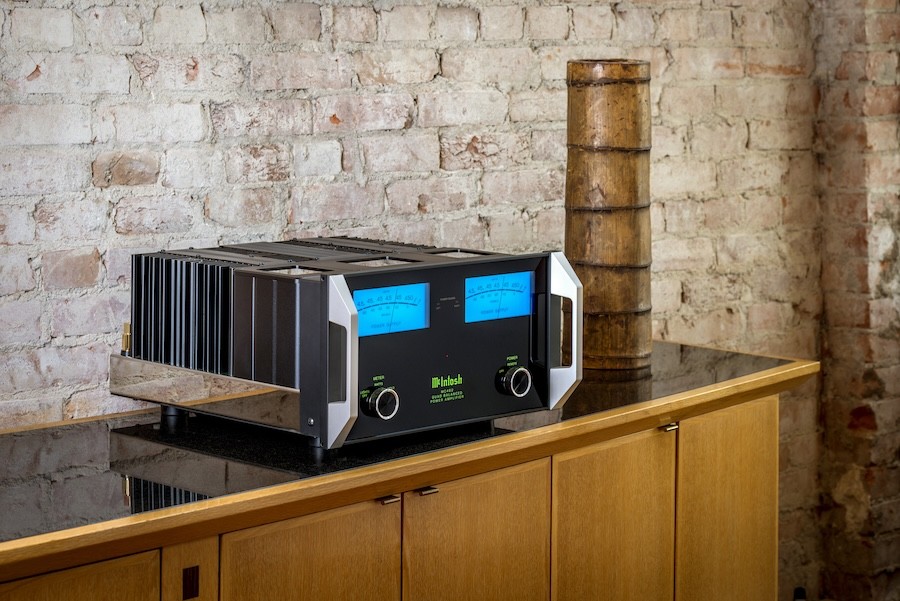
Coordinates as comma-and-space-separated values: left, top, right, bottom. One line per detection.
326, 275, 359, 449
547, 251, 583, 409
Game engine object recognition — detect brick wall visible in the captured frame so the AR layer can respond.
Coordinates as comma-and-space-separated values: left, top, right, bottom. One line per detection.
816, 0, 900, 599
0, 0, 889, 597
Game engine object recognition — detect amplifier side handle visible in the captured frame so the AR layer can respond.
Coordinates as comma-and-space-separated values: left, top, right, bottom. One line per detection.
547, 252, 583, 409
326, 275, 359, 449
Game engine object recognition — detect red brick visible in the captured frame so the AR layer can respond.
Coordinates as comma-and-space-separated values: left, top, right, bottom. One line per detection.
866, 12, 900, 43
92, 151, 159, 188
748, 49, 815, 78
42, 247, 101, 290
863, 85, 900, 116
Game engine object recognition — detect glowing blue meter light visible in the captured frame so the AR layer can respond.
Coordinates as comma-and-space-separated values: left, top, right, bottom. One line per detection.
353, 283, 429, 337
465, 271, 534, 323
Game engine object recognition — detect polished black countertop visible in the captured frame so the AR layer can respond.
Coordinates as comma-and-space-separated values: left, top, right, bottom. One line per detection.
0, 342, 789, 544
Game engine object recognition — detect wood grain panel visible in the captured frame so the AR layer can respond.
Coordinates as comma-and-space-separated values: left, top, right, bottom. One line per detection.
402, 459, 550, 601
552, 428, 675, 601
676, 395, 779, 601
0, 550, 158, 601
163, 536, 218, 601
220, 500, 400, 601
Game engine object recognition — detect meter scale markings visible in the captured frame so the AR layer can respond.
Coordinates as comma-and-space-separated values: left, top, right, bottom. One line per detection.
465, 272, 533, 323
353, 282, 429, 337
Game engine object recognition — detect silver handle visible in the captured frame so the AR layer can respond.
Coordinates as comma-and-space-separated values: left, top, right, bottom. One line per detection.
378, 494, 401, 505
417, 486, 440, 496
326, 275, 359, 449
660, 423, 679, 432
547, 251, 583, 410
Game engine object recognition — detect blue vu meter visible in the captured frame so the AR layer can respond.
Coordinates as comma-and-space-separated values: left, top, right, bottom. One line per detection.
353, 283, 429, 337
464, 271, 534, 323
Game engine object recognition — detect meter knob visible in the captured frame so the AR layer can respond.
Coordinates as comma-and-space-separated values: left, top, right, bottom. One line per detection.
363, 387, 400, 420
499, 366, 533, 398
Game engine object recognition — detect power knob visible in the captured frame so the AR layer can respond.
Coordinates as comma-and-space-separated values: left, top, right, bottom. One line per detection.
500, 366, 532, 398
363, 387, 400, 420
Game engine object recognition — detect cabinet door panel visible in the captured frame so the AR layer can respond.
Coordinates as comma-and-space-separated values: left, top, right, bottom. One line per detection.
220, 500, 401, 601
552, 428, 675, 601
0, 551, 159, 601
163, 536, 218, 601
676, 396, 778, 601
403, 458, 550, 601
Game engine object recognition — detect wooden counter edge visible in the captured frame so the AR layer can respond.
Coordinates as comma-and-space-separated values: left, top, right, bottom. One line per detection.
0, 358, 819, 584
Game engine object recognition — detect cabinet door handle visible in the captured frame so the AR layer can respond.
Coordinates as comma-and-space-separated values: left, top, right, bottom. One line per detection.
378, 494, 401, 505
659, 423, 679, 432
417, 486, 440, 496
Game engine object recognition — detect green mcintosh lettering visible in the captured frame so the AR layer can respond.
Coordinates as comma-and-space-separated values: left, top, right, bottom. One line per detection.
431, 374, 463, 389
430, 373, 465, 404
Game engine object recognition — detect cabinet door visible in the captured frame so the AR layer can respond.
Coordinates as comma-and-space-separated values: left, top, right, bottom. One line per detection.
220, 500, 401, 601
163, 536, 218, 601
552, 428, 676, 601
676, 396, 779, 601
0, 551, 159, 601
403, 458, 550, 601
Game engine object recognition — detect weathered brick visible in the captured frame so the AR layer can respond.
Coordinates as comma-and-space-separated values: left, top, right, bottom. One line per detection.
509, 90, 566, 123
293, 181, 384, 222
651, 158, 717, 198
526, 6, 569, 40
131, 53, 245, 92
92, 151, 159, 188
0, 149, 90, 196
748, 49, 815, 78
718, 232, 782, 271
97, 103, 206, 143
6, 54, 132, 95
206, 8, 267, 44
0, 253, 35, 297
355, 49, 439, 85
64, 389, 150, 420
530, 129, 566, 162
863, 85, 900, 116
699, 9, 733, 43
0, 480, 46, 539
532, 207, 565, 249
0, 299, 42, 345
651, 237, 716, 272
481, 6, 524, 41
749, 119, 815, 150
385, 220, 436, 246
659, 85, 717, 122
865, 12, 900, 43
386, 176, 476, 215
51, 291, 129, 337
651, 125, 688, 158
42, 247, 102, 290
652, 278, 683, 314
482, 168, 564, 206
80, 6, 143, 46
268, 4, 320, 42
613, 5, 656, 44
439, 132, 530, 171
294, 140, 343, 177
225, 144, 291, 184
313, 93, 414, 133
162, 148, 220, 189
484, 210, 536, 251
0, 205, 35, 246
658, 9, 699, 41
211, 99, 311, 138
332, 7, 376, 42
205, 188, 279, 227
691, 119, 750, 159
104, 245, 155, 286
442, 48, 538, 87
668, 307, 746, 345
671, 47, 744, 80
571, 6, 614, 40
115, 194, 196, 235
382, 6, 431, 41
439, 217, 486, 248
34, 197, 107, 242
10, 8, 74, 50
418, 90, 508, 127
151, 6, 206, 45
251, 53, 352, 91
0, 105, 90, 146
866, 51, 899, 85
434, 7, 478, 41
716, 82, 796, 117
361, 132, 440, 173
719, 154, 790, 192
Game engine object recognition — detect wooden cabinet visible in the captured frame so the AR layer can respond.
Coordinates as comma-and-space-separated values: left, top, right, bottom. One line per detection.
676, 395, 779, 601
162, 537, 219, 601
0, 551, 158, 601
220, 500, 401, 601
552, 429, 676, 601
403, 458, 550, 601
553, 396, 779, 601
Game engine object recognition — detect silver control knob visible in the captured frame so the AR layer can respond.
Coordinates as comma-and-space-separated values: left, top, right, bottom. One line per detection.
364, 387, 400, 420
500, 366, 532, 398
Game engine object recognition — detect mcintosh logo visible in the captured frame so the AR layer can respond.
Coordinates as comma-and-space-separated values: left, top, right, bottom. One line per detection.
431, 374, 463, 388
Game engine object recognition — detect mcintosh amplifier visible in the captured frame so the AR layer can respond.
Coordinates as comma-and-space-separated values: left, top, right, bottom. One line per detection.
113, 237, 582, 449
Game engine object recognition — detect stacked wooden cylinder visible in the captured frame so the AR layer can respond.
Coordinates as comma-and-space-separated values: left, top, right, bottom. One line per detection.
565, 59, 652, 370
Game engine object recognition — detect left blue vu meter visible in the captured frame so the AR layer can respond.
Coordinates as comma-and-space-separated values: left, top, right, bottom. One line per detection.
353, 282, 430, 337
